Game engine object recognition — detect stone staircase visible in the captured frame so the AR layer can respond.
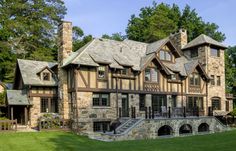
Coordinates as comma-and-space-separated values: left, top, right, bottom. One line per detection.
115, 118, 142, 134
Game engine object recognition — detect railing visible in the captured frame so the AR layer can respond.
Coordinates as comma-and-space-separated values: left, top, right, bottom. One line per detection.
143, 107, 209, 119
38, 119, 70, 131
226, 93, 234, 99
0, 120, 17, 132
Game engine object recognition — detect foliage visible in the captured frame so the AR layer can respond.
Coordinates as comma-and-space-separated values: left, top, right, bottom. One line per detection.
102, 32, 126, 41
39, 113, 63, 129
0, 90, 6, 105
0, 117, 8, 120
230, 108, 236, 117
225, 46, 236, 94
0, 0, 67, 82
126, 2, 225, 43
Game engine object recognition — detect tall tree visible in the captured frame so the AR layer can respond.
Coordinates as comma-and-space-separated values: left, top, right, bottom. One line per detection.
126, 3, 225, 43
225, 46, 236, 94
102, 32, 125, 41
0, 0, 66, 82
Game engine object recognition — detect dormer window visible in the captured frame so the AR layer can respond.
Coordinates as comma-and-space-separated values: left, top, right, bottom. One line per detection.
145, 67, 159, 83
159, 50, 171, 61
171, 74, 179, 81
43, 72, 50, 81
189, 72, 200, 86
121, 67, 129, 76
97, 65, 106, 79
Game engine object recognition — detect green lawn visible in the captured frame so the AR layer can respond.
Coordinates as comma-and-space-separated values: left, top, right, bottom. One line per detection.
0, 130, 236, 151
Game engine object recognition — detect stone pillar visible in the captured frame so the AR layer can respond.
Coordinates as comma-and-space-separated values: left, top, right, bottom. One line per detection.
169, 29, 188, 51
58, 21, 73, 120
146, 94, 152, 107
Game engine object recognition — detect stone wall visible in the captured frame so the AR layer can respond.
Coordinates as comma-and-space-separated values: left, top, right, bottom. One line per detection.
100, 117, 227, 141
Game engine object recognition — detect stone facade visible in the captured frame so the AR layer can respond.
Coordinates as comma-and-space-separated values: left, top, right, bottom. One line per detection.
98, 117, 228, 141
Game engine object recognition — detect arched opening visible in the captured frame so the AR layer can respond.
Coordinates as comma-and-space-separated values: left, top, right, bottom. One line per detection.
158, 125, 173, 136
198, 123, 209, 132
179, 124, 192, 134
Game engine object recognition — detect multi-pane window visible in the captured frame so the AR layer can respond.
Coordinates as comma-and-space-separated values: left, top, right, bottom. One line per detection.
121, 67, 129, 76
40, 98, 58, 113
145, 68, 159, 82
139, 94, 146, 111
171, 74, 179, 81
211, 75, 215, 85
217, 76, 221, 86
93, 121, 110, 132
159, 50, 171, 61
97, 66, 106, 79
43, 72, 50, 81
190, 50, 198, 58
92, 93, 110, 106
187, 97, 203, 110
211, 48, 220, 57
189, 73, 200, 86
212, 98, 221, 110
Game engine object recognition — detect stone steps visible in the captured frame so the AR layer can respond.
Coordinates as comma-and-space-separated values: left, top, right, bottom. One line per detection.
116, 119, 141, 134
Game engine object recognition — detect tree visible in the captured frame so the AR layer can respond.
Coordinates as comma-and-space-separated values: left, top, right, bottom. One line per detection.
225, 46, 236, 94
102, 32, 125, 41
126, 3, 225, 43
0, 0, 66, 82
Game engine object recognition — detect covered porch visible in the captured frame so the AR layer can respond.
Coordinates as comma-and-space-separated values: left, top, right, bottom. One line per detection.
6, 90, 31, 126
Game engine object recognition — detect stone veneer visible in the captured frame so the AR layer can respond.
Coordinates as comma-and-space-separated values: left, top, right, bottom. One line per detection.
98, 117, 228, 141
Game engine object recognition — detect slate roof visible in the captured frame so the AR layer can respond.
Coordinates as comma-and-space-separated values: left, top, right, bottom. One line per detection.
17, 59, 58, 86
7, 90, 30, 105
63, 36, 213, 77
183, 34, 227, 49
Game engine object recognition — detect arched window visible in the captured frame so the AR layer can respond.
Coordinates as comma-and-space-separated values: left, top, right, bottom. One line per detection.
198, 123, 209, 132
158, 125, 173, 136
179, 124, 192, 134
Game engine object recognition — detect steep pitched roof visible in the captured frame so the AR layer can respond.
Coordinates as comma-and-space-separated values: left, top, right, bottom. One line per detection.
7, 90, 30, 105
17, 59, 58, 86
183, 34, 227, 49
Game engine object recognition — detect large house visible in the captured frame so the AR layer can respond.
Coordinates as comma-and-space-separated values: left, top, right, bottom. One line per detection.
6, 21, 233, 139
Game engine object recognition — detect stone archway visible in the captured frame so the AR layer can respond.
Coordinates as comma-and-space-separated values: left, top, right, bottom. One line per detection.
157, 125, 173, 136
198, 123, 209, 132
179, 124, 192, 134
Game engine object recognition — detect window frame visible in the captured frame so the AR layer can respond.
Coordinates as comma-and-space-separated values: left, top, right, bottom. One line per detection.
139, 94, 146, 111
159, 50, 172, 61
216, 76, 221, 86
93, 121, 110, 132
212, 98, 221, 110
187, 96, 204, 110
144, 67, 159, 83
189, 72, 201, 87
121, 67, 130, 76
211, 47, 220, 57
42, 72, 50, 81
40, 97, 58, 113
210, 75, 215, 85
92, 93, 110, 107
190, 49, 198, 58
97, 65, 107, 80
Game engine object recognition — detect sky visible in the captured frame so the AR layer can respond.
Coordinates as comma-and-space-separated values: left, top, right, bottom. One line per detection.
64, 0, 236, 46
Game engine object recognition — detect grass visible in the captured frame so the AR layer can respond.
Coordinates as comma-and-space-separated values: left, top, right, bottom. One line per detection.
0, 130, 236, 151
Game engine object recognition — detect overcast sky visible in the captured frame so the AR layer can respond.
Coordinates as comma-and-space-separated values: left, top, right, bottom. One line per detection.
64, 0, 236, 46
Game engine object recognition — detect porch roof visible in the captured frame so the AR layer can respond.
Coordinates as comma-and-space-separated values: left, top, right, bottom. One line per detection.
7, 90, 30, 105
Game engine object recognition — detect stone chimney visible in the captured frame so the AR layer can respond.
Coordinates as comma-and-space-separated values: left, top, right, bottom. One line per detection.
58, 21, 72, 120
58, 21, 72, 65
169, 29, 187, 51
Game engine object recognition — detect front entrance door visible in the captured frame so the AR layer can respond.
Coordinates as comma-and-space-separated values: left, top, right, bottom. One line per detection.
122, 94, 129, 117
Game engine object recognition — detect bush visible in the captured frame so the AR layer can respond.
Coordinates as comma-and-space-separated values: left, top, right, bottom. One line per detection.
39, 113, 62, 129
230, 108, 236, 116
0, 90, 6, 105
